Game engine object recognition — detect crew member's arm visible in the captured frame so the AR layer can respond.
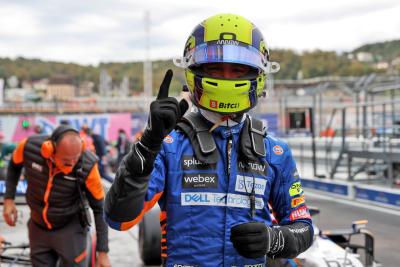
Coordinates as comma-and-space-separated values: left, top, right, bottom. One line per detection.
231, 141, 313, 259
4, 138, 27, 200
85, 163, 109, 253
3, 138, 27, 226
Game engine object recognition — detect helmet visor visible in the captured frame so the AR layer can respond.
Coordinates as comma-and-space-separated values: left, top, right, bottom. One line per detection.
188, 42, 267, 72
174, 42, 279, 73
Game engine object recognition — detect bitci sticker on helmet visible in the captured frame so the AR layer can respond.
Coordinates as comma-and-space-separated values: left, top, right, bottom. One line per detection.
210, 100, 218, 108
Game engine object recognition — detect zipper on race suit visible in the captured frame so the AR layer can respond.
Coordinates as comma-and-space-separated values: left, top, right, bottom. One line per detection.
226, 137, 232, 180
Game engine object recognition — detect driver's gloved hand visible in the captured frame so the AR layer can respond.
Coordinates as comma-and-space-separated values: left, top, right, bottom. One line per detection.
230, 221, 281, 259
140, 69, 188, 152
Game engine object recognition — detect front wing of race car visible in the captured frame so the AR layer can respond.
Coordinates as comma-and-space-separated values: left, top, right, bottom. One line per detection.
292, 208, 382, 267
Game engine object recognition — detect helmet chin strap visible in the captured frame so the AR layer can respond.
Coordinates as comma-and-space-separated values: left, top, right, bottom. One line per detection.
199, 108, 246, 132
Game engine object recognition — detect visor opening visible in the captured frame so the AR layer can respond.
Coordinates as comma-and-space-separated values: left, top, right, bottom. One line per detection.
205, 81, 218, 86
235, 83, 247, 87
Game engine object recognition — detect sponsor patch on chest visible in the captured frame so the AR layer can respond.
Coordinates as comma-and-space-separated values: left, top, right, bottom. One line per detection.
234, 175, 267, 195
182, 173, 218, 188
238, 161, 268, 176
181, 156, 216, 170
181, 192, 264, 209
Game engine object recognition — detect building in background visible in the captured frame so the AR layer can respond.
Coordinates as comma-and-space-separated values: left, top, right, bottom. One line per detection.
46, 75, 76, 100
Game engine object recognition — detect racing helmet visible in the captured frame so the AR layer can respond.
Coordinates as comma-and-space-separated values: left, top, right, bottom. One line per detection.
174, 13, 280, 115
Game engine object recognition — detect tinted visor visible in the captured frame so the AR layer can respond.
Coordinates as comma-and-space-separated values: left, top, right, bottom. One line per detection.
187, 42, 267, 72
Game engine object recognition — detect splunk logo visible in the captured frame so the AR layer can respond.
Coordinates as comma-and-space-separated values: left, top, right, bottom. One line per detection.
182, 173, 218, 188
182, 156, 216, 170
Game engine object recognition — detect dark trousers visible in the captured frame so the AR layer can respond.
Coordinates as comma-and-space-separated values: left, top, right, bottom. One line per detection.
98, 159, 114, 183
28, 217, 88, 267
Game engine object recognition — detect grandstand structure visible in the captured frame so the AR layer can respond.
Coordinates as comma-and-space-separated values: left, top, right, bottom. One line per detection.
1, 74, 400, 186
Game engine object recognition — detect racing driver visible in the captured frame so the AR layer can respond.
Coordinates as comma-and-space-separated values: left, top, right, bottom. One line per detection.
105, 13, 313, 266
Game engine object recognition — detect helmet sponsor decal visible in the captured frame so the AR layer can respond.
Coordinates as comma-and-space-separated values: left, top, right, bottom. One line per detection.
216, 39, 239, 46
289, 181, 303, 196
234, 175, 267, 195
290, 206, 310, 221
182, 173, 218, 189
273, 145, 283, 155
181, 192, 264, 209
291, 195, 305, 208
218, 102, 239, 109
163, 135, 174, 143
210, 99, 218, 108
209, 99, 240, 109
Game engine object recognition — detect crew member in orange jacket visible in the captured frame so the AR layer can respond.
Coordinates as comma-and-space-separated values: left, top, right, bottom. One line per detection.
3, 125, 111, 267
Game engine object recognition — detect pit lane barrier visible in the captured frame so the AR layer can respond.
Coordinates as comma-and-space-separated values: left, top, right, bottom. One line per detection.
301, 177, 400, 210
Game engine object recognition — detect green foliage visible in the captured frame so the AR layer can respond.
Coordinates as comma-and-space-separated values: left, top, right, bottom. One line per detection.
0, 39, 398, 95
352, 40, 400, 62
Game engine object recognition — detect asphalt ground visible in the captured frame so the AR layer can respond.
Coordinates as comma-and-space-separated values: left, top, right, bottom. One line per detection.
306, 191, 400, 267
1, 191, 400, 266
0, 205, 146, 267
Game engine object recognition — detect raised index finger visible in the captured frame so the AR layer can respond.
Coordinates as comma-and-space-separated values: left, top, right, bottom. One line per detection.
157, 69, 173, 100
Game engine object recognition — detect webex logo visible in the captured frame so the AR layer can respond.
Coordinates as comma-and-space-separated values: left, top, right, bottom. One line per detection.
182, 173, 218, 188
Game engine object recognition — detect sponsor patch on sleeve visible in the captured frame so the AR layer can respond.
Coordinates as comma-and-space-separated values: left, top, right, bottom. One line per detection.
163, 135, 174, 143
273, 145, 284, 155
289, 206, 311, 220
289, 181, 303, 196
291, 195, 305, 208
292, 168, 300, 179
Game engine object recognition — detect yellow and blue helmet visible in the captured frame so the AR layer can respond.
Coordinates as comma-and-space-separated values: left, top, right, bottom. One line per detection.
174, 13, 280, 115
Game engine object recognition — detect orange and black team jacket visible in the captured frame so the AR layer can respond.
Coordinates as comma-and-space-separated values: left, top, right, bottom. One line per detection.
5, 134, 109, 252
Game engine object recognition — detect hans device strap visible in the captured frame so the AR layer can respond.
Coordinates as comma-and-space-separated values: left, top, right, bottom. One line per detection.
177, 112, 219, 164
177, 112, 267, 164
240, 114, 266, 161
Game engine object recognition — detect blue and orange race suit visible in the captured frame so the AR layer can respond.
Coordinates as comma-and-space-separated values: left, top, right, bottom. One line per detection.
105, 119, 313, 267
